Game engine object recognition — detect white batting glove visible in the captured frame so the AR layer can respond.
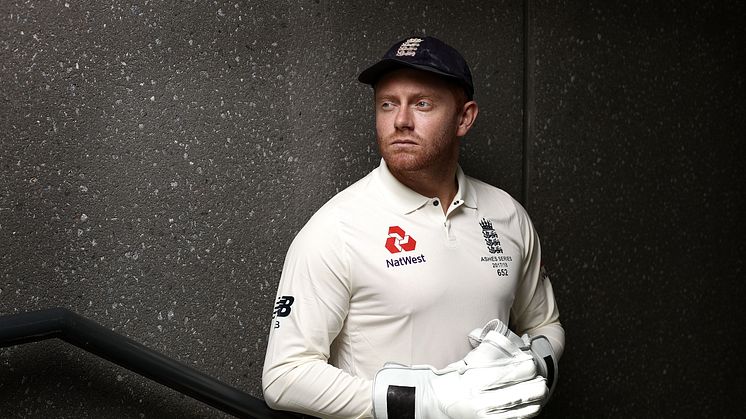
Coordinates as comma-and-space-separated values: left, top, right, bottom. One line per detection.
469, 319, 559, 401
372, 330, 547, 419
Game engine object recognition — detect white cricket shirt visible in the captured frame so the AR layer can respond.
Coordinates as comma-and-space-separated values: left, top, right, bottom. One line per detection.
262, 160, 564, 419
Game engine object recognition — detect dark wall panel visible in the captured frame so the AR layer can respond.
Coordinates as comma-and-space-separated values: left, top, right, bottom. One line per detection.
1, 1, 523, 417
531, 1, 745, 417
1, 1, 293, 416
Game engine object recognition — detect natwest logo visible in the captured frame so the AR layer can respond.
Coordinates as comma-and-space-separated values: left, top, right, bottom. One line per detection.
385, 226, 417, 253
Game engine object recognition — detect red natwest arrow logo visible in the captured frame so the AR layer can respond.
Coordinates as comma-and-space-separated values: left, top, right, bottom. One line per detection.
385, 226, 416, 254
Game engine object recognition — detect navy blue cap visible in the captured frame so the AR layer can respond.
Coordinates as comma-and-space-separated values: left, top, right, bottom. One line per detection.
358, 36, 474, 100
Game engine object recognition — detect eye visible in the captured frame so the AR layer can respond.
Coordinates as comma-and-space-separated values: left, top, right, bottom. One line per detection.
415, 100, 432, 109
380, 101, 395, 110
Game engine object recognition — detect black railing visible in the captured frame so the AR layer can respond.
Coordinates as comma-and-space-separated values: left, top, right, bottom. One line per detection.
0, 307, 300, 419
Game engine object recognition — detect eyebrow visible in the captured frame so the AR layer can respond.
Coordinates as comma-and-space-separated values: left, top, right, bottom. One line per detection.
375, 91, 440, 101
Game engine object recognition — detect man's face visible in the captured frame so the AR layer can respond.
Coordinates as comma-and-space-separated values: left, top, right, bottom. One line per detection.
374, 68, 466, 174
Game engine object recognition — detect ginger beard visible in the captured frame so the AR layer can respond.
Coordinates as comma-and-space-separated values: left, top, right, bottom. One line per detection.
377, 125, 460, 174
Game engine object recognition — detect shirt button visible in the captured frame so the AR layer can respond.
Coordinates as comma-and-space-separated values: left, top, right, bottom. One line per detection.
433, 200, 439, 206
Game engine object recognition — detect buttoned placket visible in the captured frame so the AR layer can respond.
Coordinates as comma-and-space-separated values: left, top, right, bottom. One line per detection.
425, 197, 465, 244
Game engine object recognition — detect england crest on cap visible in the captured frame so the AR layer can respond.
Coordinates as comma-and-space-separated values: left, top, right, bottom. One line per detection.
396, 38, 423, 57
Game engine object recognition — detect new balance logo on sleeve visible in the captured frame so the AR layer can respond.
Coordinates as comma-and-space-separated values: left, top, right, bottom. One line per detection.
274, 296, 294, 318
273, 295, 294, 329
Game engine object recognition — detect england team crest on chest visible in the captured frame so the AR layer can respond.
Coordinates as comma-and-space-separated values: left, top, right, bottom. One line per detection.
478, 218, 513, 278
479, 218, 503, 254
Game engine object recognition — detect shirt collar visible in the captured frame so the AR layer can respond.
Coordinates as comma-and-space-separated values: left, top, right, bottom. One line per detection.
374, 159, 478, 214
454, 165, 478, 210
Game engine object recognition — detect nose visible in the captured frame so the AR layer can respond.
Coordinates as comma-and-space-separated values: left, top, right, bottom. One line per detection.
394, 106, 414, 131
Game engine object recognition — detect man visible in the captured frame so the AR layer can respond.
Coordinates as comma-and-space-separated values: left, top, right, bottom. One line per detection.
262, 36, 564, 419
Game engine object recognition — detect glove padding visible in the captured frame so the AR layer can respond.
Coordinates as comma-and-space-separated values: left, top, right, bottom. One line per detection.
468, 319, 558, 400
372, 330, 547, 419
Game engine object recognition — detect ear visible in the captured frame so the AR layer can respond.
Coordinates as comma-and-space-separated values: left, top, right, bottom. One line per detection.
456, 101, 479, 137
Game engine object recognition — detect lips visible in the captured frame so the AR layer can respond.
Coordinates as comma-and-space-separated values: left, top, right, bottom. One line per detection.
389, 138, 419, 146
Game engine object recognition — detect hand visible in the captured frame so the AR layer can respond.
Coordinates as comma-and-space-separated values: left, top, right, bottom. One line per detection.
468, 319, 558, 399
372, 330, 547, 419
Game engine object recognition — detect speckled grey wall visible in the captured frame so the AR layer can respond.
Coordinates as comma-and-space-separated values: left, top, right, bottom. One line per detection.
2, 1, 744, 418
530, 1, 745, 418
1, 1, 522, 418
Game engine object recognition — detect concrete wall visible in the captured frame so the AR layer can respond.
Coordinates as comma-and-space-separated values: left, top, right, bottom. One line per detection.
530, 1, 745, 417
1, 1, 743, 417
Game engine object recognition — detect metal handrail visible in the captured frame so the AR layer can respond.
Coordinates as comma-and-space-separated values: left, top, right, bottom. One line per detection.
0, 307, 300, 419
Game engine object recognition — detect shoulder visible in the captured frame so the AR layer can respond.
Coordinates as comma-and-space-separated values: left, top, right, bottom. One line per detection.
463, 174, 539, 244
465, 175, 528, 218
292, 171, 376, 245
312, 172, 376, 223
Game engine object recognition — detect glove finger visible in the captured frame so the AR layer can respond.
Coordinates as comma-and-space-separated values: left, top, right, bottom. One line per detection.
469, 319, 526, 350
480, 358, 538, 390
480, 319, 510, 339
468, 327, 483, 348
477, 377, 548, 417
481, 404, 542, 419
439, 357, 536, 396
471, 331, 526, 360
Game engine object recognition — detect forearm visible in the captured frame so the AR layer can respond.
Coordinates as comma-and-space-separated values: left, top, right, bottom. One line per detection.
264, 358, 372, 419
525, 321, 564, 360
